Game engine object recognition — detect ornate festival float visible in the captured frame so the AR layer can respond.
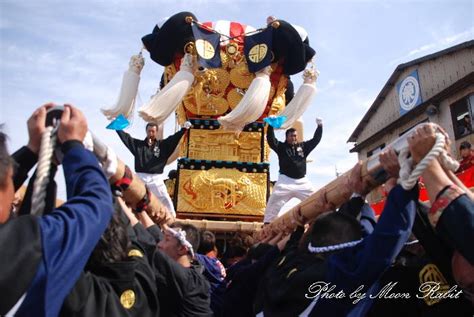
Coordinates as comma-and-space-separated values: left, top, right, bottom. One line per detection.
101, 12, 318, 233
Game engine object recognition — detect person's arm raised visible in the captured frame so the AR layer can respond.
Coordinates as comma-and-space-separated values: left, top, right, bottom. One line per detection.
303, 117, 323, 155
266, 124, 279, 152
33, 104, 114, 316
12, 104, 55, 190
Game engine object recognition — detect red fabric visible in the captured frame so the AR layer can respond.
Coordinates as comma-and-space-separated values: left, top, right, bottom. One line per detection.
456, 161, 474, 187
230, 21, 245, 43
371, 201, 385, 216
136, 189, 151, 212
371, 166, 474, 215
457, 152, 474, 174
202, 21, 213, 31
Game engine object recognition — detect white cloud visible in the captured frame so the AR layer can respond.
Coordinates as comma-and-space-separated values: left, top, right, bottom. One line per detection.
389, 27, 474, 66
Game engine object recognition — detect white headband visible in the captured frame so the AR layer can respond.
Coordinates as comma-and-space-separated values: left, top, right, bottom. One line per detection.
307, 239, 363, 254
167, 227, 195, 258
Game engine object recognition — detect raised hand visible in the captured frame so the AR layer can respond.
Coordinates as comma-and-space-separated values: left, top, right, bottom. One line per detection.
379, 148, 400, 194
408, 124, 437, 164
379, 148, 400, 179
57, 104, 88, 143
347, 161, 371, 196
26, 103, 54, 153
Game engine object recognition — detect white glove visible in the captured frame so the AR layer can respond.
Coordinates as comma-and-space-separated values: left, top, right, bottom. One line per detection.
101, 146, 118, 179
182, 121, 192, 129
83, 131, 94, 152
316, 117, 323, 126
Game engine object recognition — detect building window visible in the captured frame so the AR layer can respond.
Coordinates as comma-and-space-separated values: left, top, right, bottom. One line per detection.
451, 94, 474, 140
367, 143, 385, 158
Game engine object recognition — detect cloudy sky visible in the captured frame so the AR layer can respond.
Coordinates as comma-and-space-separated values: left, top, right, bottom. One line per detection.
1, 0, 473, 201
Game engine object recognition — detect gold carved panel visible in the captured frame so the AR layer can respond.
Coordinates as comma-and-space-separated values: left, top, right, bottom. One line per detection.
177, 169, 267, 216
188, 129, 263, 163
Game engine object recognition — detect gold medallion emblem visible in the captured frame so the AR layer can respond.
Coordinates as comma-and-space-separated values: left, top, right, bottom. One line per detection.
184, 42, 195, 54
419, 264, 449, 306
120, 289, 136, 309
195, 39, 215, 60
128, 249, 143, 258
227, 88, 244, 109
226, 43, 238, 55
248, 44, 268, 63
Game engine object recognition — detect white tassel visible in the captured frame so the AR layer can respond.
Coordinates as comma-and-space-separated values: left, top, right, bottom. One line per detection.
138, 54, 195, 124
218, 66, 272, 131
279, 68, 318, 129
102, 53, 145, 120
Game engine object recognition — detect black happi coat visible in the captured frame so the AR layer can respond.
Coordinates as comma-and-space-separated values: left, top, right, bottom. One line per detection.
117, 129, 186, 174
267, 125, 322, 179
60, 247, 159, 317
133, 223, 213, 317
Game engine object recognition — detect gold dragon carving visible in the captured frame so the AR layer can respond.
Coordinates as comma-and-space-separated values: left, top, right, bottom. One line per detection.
178, 169, 267, 215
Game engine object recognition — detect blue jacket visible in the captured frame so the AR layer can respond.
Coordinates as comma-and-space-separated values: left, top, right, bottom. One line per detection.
309, 185, 418, 316
3, 143, 113, 316
436, 194, 474, 264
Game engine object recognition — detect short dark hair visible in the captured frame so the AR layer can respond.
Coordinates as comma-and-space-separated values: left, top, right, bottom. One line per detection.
168, 169, 178, 179
198, 230, 216, 254
86, 199, 131, 269
171, 222, 200, 255
285, 128, 297, 137
247, 242, 273, 261
302, 212, 361, 254
146, 122, 158, 130
460, 141, 471, 150
0, 128, 13, 188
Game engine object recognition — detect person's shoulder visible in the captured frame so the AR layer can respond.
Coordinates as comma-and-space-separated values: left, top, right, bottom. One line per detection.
189, 262, 210, 280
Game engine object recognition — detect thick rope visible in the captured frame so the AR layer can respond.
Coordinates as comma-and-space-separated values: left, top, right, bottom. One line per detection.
307, 239, 363, 254
31, 126, 57, 216
398, 132, 459, 190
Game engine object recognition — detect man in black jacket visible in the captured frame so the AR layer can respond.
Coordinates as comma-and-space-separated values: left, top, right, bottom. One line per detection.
264, 118, 323, 223
117, 122, 189, 217
59, 198, 160, 317
0, 104, 114, 316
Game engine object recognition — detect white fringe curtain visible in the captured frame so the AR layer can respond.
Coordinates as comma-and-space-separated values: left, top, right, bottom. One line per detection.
102, 53, 145, 120
218, 66, 272, 131
279, 69, 318, 130
139, 54, 195, 124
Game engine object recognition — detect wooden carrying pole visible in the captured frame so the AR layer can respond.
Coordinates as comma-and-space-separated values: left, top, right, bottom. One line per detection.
91, 133, 173, 225
257, 123, 430, 240
178, 219, 263, 233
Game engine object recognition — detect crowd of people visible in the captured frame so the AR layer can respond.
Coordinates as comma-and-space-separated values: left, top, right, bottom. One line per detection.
0, 104, 473, 316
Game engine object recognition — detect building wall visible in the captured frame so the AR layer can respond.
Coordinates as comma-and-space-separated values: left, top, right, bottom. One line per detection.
357, 85, 474, 161
357, 113, 429, 160
356, 47, 474, 144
